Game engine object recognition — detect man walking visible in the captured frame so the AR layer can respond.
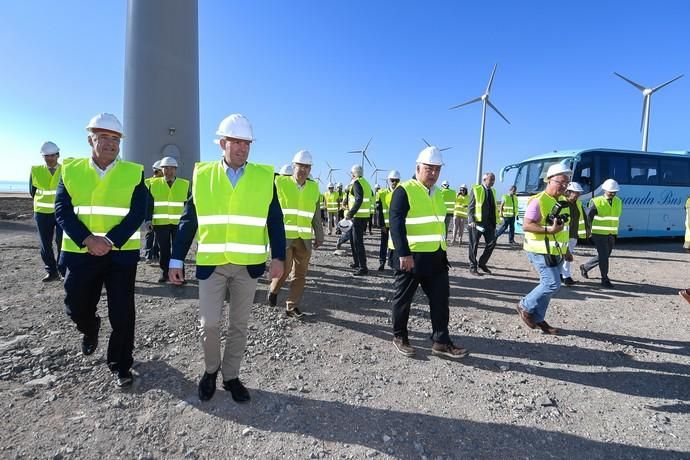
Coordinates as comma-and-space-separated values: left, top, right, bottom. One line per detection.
143, 160, 163, 263
376, 169, 400, 270
440, 180, 456, 237
451, 184, 469, 245
467, 172, 498, 275
495, 185, 518, 244
346, 164, 372, 276
30, 141, 63, 281
324, 183, 340, 235
169, 114, 285, 403
389, 146, 468, 359
560, 182, 588, 286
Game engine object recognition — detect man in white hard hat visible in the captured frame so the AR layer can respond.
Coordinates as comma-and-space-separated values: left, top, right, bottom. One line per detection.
55, 113, 148, 388
451, 184, 469, 245
169, 113, 285, 403
495, 185, 519, 245
560, 182, 589, 286
346, 164, 373, 275
580, 178, 622, 288
375, 170, 401, 270
467, 172, 498, 275
30, 141, 64, 281
440, 180, 456, 237
279, 164, 293, 176
336, 182, 345, 234
268, 150, 324, 318
142, 161, 163, 263
324, 182, 340, 235
148, 156, 190, 283
388, 146, 469, 358
517, 163, 573, 335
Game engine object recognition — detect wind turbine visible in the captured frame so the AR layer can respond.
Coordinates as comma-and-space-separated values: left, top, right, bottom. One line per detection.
326, 161, 340, 183
370, 161, 386, 185
422, 138, 453, 152
348, 137, 374, 169
613, 72, 684, 151
450, 63, 510, 184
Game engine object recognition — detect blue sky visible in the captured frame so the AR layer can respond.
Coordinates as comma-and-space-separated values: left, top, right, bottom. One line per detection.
2, 1, 689, 193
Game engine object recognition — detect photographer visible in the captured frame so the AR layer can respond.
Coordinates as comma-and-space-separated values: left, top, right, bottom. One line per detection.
516, 164, 573, 335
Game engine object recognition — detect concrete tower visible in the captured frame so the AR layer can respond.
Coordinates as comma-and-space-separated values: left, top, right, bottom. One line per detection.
123, 0, 199, 179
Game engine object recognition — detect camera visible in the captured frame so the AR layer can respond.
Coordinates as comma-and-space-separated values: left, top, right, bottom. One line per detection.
546, 201, 570, 226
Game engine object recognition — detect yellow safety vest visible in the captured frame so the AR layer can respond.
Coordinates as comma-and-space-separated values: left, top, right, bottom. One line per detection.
193, 161, 274, 266
471, 185, 499, 222
348, 177, 373, 218
501, 194, 517, 218
685, 197, 690, 246
378, 187, 397, 227
523, 192, 570, 255
150, 177, 189, 226
590, 195, 622, 235
61, 158, 143, 253
453, 193, 469, 218
275, 176, 319, 240
31, 164, 62, 214
389, 179, 447, 252
319, 193, 326, 211
325, 191, 339, 213
441, 188, 456, 215
574, 200, 587, 238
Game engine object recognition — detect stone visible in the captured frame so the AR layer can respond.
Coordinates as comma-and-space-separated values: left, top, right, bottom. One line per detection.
25, 374, 57, 387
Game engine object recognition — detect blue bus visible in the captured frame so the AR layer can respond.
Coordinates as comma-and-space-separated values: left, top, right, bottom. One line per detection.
499, 148, 690, 237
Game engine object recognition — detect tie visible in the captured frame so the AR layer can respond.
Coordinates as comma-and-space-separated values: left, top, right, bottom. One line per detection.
49, 167, 55, 175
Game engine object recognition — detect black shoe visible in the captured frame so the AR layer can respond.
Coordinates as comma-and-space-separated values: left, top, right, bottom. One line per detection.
158, 274, 168, 283
563, 277, 576, 286
198, 370, 218, 401
81, 317, 101, 356
478, 264, 492, 274
353, 268, 369, 276
579, 265, 588, 279
223, 378, 251, 402
469, 268, 482, 276
349, 263, 360, 269
116, 370, 134, 388
42, 272, 60, 282
601, 279, 614, 288
378, 263, 385, 271
267, 291, 277, 307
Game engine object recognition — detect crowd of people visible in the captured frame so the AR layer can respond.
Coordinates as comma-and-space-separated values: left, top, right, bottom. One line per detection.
27, 111, 690, 400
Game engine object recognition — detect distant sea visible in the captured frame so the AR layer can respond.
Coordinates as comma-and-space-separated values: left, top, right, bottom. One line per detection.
0, 180, 29, 193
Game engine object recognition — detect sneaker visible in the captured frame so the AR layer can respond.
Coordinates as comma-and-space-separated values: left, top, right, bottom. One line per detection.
198, 370, 218, 401
116, 370, 134, 388
286, 308, 304, 318
431, 342, 469, 359
267, 291, 277, 307
563, 277, 576, 286
392, 337, 415, 357
81, 317, 101, 355
579, 265, 588, 279
222, 378, 251, 403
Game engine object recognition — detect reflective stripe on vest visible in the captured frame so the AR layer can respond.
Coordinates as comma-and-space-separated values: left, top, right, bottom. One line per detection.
276, 176, 319, 240
348, 177, 373, 218
61, 158, 143, 252
325, 191, 339, 212
454, 194, 469, 217
150, 177, 189, 225
193, 161, 273, 266
471, 185, 498, 222
397, 179, 447, 252
501, 194, 517, 217
31, 164, 62, 214
590, 195, 622, 235
441, 188, 456, 214
378, 188, 395, 227
523, 192, 570, 255
575, 200, 587, 238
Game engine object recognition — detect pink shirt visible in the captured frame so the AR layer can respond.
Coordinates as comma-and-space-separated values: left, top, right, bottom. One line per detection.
524, 198, 542, 222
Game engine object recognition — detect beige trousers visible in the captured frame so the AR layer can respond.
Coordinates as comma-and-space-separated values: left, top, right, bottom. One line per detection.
269, 238, 312, 311
198, 263, 258, 381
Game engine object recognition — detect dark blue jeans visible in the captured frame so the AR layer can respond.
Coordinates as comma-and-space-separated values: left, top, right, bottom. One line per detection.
35, 212, 62, 274
495, 216, 516, 243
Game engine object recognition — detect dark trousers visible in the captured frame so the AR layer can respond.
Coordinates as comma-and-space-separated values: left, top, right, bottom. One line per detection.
35, 212, 62, 274
379, 227, 389, 264
469, 224, 497, 270
350, 217, 368, 269
143, 228, 159, 260
63, 255, 137, 373
367, 216, 373, 233
391, 263, 450, 344
444, 214, 452, 236
153, 224, 178, 275
583, 234, 615, 280
495, 217, 516, 243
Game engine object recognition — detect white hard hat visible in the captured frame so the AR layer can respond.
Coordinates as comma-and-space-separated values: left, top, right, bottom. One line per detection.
327, 182, 334, 188
40, 141, 59, 156
441, 180, 450, 187
338, 218, 353, 232
292, 149, 313, 165
601, 178, 620, 192
351, 164, 363, 176
374, 184, 380, 190
279, 164, 293, 176
152, 160, 162, 170
387, 170, 401, 180
86, 113, 124, 137
545, 163, 573, 179
336, 182, 343, 188
216, 113, 253, 141
416, 146, 444, 166
160, 156, 178, 167
566, 182, 584, 193
460, 184, 468, 189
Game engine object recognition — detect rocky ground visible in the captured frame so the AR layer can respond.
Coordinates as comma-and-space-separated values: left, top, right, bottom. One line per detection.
1, 199, 689, 459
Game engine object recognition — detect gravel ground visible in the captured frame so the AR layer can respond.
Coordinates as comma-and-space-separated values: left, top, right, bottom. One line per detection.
1, 210, 689, 459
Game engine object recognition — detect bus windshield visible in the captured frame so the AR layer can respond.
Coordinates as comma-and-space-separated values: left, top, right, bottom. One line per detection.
513, 157, 572, 195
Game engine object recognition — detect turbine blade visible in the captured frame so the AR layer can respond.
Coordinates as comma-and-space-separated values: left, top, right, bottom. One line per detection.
363, 137, 373, 154
440, 146, 453, 151
487, 100, 511, 124
613, 72, 646, 91
363, 152, 373, 168
347, 150, 362, 154
651, 74, 684, 92
449, 96, 482, 110
486, 63, 498, 94
422, 138, 431, 147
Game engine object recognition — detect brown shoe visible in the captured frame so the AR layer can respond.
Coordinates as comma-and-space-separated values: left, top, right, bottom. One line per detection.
516, 302, 537, 329
679, 289, 690, 305
537, 321, 559, 335
393, 337, 415, 357
431, 342, 469, 359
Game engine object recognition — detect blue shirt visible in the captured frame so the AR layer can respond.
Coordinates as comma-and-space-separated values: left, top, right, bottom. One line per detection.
224, 159, 246, 187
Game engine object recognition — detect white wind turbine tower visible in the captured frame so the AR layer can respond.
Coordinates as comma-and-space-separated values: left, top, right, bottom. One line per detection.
450, 63, 510, 184
422, 138, 453, 152
326, 161, 340, 183
348, 137, 374, 169
370, 161, 386, 185
613, 72, 684, 152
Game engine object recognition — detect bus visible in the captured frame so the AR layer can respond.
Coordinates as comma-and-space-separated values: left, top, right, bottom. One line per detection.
499, 148, 690, 238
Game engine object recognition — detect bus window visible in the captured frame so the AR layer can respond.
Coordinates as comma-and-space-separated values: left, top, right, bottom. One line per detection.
599, 155, 629, 185
630, 157, 659, 185
573, 157, 593, 193
659, 159, 690, 186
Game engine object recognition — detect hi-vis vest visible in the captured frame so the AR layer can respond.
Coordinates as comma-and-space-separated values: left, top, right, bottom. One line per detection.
150, 177, 189, 225
377, 187, 396, 227
325, 191, 339, 213
348, 177, 373, 218
389, 179, 447, 252
471, 185, 498, 222
275, 176, 319, 240
319, 193, 326, 211
441, 188, 456, 215
590, 195, 622, 235
523, 192, 570, 255
193, 162, 274, 266
573, 200, 587, 238
31, 164, 62, 214
501, 194, 517, 218
61, 158, 143, 253
454, 193, 469, 218
685, 197, 690, 246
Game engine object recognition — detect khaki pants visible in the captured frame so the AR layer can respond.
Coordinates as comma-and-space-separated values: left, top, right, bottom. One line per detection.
198, 263, 258, 381
269, 238, 312, 311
